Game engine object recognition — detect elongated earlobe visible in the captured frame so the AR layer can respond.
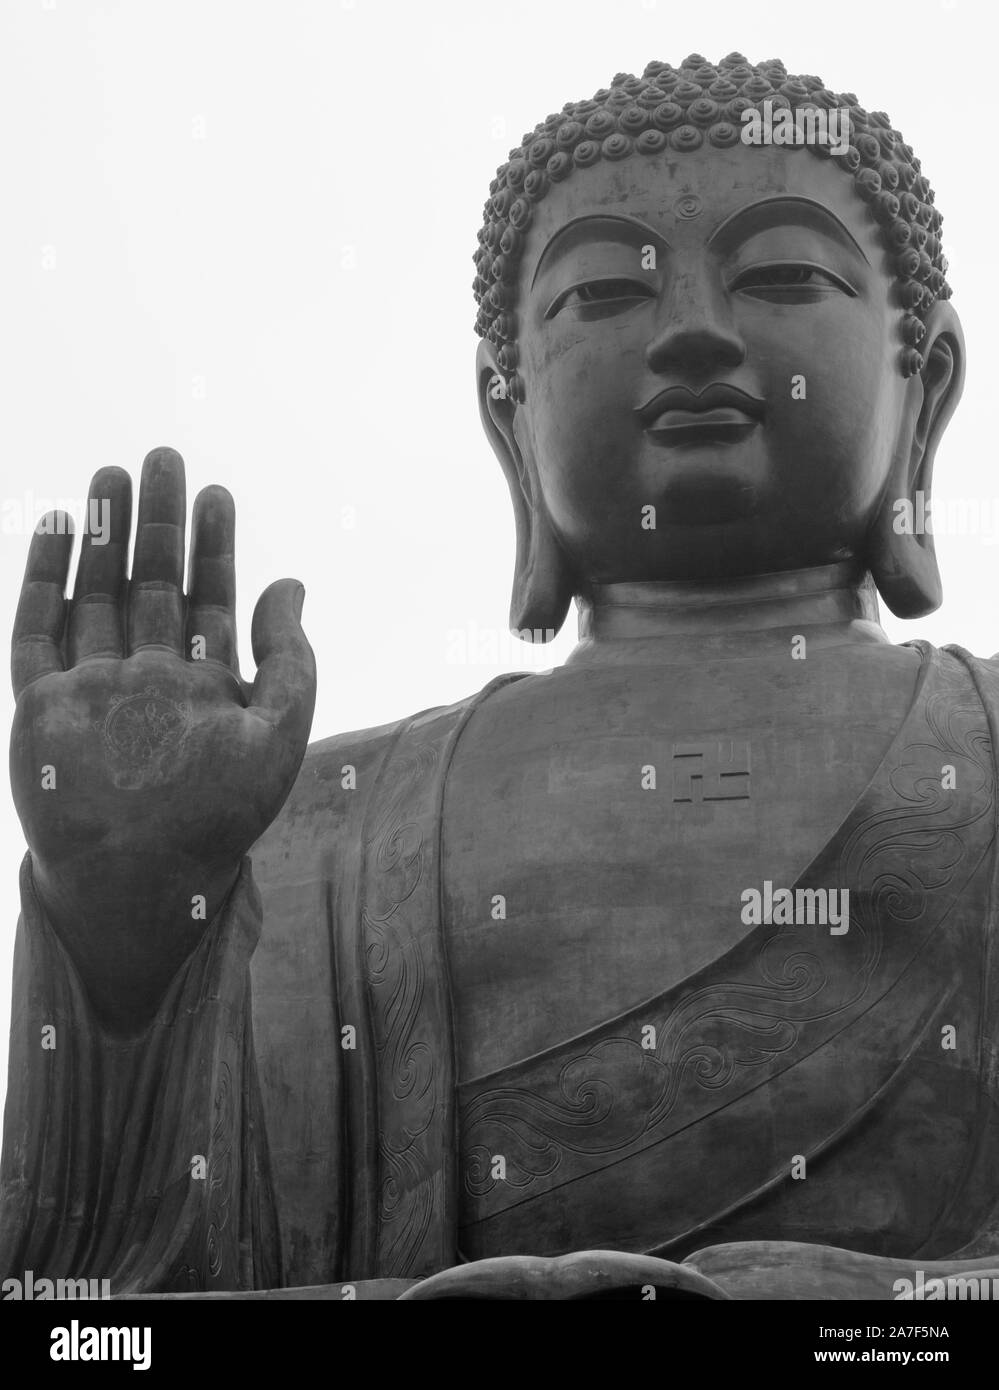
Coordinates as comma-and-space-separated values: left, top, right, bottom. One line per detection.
475, 340, 574, 639
867, 451, 942, 619
509, 485, 575, 637
868, 306, 964, 618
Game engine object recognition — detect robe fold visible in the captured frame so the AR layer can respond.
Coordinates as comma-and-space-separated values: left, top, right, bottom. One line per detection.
3, 643, 999, 1298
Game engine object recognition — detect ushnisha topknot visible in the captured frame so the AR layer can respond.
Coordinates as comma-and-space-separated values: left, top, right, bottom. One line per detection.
473, 53, 950, 402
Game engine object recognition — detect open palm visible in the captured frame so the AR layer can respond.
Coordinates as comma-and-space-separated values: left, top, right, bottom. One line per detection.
9, 447, 316, 1027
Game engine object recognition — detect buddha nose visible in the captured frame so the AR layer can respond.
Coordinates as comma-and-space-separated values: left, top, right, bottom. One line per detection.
644, 266, 746, 378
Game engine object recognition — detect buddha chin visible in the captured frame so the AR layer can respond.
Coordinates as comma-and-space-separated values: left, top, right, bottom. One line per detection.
646, 433, 764, 528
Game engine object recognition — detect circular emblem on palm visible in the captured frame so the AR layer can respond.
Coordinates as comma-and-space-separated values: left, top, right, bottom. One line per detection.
104, 694, 186, 764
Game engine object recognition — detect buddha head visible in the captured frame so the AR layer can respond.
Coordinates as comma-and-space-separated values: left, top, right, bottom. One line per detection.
474, 54, 965, 638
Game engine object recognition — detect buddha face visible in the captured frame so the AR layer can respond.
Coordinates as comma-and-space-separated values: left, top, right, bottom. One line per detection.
479, 141, 963, 607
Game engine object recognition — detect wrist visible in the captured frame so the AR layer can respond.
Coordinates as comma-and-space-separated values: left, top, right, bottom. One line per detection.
27, 854, 243, 1032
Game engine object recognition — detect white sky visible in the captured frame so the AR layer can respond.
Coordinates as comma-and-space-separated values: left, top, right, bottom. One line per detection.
0, 0, 994, 1113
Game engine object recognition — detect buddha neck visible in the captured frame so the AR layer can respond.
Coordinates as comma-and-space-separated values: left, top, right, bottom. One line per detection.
568, 562, 891, 668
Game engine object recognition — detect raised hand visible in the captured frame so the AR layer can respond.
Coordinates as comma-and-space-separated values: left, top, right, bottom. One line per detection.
10, 447, 316, 1030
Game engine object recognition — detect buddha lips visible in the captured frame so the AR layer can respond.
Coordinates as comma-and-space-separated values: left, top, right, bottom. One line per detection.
740, 881, 850, 934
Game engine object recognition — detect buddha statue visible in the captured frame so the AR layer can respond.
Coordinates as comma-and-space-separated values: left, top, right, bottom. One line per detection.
4, 53, 999, 1302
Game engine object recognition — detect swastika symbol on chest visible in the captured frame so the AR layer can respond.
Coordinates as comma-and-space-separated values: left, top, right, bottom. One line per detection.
672, 740, 751, 802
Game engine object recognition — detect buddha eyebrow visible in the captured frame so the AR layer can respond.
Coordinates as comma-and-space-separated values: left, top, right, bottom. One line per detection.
707, 195, 871, 266
530, 215, 671, 289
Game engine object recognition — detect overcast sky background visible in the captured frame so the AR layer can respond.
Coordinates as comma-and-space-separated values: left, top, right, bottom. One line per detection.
0, 0, 993, 1112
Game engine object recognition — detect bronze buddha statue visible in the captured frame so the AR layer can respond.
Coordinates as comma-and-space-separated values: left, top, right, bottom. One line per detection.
4, 53, 998, 1301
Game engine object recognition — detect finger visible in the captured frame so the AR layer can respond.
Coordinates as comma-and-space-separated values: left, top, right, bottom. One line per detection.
68, 467, 132, 664
248, 579, 316, 745
186, 485, 238, 672
127, 446, 186, 654
11, 514, 74, 697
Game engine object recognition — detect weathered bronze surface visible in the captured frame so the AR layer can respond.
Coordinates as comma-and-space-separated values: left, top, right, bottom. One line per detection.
3, 54, 997, 1301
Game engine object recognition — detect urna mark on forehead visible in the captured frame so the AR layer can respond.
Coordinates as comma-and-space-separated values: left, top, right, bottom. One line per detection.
473, 54, 949, 401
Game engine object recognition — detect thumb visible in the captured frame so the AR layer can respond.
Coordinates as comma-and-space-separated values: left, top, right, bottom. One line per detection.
249, 578, 316, 742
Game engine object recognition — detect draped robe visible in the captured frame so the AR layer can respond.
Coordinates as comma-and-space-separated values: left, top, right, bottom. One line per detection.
3, 641, 999, 1298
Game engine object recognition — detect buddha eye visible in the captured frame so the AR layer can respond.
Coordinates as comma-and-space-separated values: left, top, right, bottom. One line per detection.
546, 278, 656, 320
730, 262, 856, 301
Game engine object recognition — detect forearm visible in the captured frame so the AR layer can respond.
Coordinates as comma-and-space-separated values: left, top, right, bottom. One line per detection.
0, 853, 281, 1294
31, 850, 242, 1032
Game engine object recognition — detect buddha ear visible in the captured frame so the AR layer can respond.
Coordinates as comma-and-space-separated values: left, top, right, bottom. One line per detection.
867, 300, 966, 618
475, 337, 575, 639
